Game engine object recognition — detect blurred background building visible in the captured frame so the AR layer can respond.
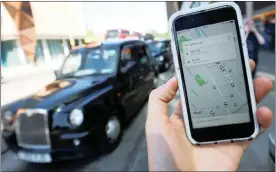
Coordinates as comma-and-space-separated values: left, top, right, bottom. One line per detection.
167, 2, 275, 19
166, 1, 275, 51
1, 2, 86, 80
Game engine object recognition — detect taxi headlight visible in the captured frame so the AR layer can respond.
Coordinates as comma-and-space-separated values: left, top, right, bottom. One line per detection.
2, 110, 13, 123
69, 109, 84, 126
158, 55, 164, 61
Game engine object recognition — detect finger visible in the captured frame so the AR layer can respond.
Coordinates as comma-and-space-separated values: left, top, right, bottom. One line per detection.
241, 106, 273, 150
147, 77, 179, 125
254, 77, 273, 103
249, 59, 255, 72
257, 106, 273, 131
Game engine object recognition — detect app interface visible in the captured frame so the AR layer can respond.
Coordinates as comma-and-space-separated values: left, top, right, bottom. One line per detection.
177, 20, 251, 129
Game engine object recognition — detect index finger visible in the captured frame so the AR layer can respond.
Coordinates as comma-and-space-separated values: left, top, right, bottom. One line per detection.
249, 59, 255, 72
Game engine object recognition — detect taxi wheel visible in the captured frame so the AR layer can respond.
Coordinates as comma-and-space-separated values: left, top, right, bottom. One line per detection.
101, 113, 122, 154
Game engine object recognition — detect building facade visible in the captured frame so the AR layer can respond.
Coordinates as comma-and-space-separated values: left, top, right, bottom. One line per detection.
166, 1, 275, 51
166, 1, 275, 21
1, 2, 86, 76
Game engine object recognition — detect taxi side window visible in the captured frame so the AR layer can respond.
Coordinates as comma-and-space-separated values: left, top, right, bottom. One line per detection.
165, 41, 171, 51
132, 44, 149, 65
120, 44, 136, 68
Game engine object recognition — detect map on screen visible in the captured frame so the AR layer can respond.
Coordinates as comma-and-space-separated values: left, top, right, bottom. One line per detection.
177, 20, 251, 129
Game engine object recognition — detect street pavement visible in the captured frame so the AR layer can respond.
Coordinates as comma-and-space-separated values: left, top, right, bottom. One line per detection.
1, 50, 275, 171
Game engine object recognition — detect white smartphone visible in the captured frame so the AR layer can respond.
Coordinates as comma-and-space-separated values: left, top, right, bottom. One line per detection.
169, 2, 259, 145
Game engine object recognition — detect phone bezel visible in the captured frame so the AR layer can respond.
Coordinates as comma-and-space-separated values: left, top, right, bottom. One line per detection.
172, 6, 256, 143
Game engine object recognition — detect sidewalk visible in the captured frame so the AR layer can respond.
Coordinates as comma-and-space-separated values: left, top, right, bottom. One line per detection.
1, 72, 56, 107
1, 59, 63, 84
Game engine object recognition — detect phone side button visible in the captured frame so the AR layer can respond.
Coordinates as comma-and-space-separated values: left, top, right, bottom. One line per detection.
231, 140, 235, 143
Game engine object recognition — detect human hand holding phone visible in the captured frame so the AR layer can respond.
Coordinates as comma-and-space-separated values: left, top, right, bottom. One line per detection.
146, 60, 273, 171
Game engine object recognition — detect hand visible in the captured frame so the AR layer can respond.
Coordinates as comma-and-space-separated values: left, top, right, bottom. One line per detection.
250, 26, 257, 33
244, 25, 250, 35
146, 59, 273, 171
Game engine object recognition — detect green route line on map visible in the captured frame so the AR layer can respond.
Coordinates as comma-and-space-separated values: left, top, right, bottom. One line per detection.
194, 74, 207, 87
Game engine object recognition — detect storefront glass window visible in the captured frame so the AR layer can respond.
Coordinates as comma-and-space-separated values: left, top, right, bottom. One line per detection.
46, 39, 64, 59
35, 40, 44, 63
1, 40, 22, 67
74, 39, 79, 46
66, 40, 72, 50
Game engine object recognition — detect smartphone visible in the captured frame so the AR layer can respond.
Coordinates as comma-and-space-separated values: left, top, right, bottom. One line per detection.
169, 2, 259, 145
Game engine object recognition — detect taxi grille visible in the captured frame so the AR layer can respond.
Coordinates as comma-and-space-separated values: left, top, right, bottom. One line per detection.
15, 109, 51, 149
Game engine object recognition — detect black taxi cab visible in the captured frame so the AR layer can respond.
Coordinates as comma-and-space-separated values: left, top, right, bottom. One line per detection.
1, 39, 156, 163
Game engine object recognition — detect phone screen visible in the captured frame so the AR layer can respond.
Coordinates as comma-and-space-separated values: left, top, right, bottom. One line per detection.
176, 20, 251, 129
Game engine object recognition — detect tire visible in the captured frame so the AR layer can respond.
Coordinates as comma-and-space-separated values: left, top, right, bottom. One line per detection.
101, 112, 122, 154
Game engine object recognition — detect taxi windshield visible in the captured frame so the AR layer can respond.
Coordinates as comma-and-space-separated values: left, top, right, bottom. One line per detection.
148, 41, 165, 57
60, 45, 119, 77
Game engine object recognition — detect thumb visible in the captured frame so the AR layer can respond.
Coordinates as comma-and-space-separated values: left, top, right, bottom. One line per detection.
146, 77, 179, 127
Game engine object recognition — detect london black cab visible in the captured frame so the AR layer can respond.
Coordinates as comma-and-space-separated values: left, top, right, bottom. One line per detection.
147, 39, 173, 72
1, 39, 156, 163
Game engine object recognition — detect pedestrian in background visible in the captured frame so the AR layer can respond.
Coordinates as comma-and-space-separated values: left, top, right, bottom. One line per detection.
244, 18, 265, 78
264, 19, 275, 50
